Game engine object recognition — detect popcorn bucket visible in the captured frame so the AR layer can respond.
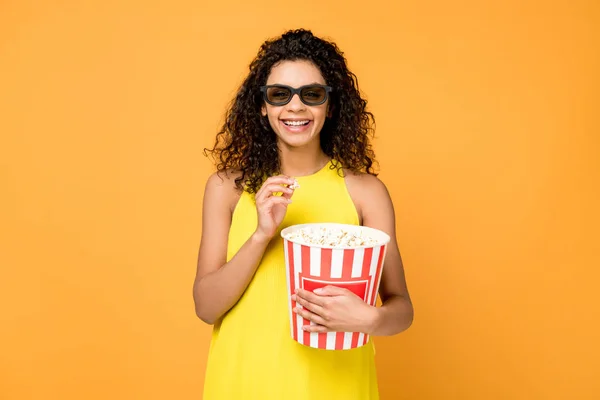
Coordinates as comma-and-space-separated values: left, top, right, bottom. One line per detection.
281, 223, 390, 350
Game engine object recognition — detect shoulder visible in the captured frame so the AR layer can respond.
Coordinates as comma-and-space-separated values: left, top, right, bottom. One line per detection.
343, 169, 394, 224
205, 168, 242, 188
204, 169, 244, 214
343, 169, 391, 200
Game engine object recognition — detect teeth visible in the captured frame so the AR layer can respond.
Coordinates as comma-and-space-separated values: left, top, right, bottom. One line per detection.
283, 120, 309, 126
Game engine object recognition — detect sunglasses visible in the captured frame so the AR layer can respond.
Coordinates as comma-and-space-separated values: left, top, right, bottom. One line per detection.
260, 84, 333, 106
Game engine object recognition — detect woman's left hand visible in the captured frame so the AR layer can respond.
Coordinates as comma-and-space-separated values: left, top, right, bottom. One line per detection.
291, 286, 380, 334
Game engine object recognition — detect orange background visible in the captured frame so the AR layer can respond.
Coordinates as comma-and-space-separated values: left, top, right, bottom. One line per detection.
1, 1, 598, 399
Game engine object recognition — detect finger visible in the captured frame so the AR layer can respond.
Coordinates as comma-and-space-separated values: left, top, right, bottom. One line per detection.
313, 285, 352, 297
293, 306, 327, 326
257, 196, 292, 215
302, 324, 330, 333
256, 176, 291, 199
295, 288, 326, 307
263, 196, 292, 209
281, 188, 296, 199
263, 175, 296, 187
260, 176, 297, 195
256, 183, 294, 203
291, 293, 324, 315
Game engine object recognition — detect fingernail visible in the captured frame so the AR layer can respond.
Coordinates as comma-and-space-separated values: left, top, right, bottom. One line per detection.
314, 288, 323, 294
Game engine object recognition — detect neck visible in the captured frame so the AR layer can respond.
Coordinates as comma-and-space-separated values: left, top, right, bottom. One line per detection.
278, 142, 330, 178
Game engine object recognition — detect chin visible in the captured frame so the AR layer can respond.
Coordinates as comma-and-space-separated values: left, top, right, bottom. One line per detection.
279, 139, 314, 149
276, 133, 318, 149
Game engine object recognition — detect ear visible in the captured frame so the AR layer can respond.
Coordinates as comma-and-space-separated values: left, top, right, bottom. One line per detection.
261, 105, 267, 117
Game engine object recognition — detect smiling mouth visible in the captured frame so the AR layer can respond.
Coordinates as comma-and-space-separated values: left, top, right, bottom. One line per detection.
282, 120, 310, 126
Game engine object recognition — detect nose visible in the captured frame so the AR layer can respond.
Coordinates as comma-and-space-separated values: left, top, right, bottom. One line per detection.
285, 93, 305, 112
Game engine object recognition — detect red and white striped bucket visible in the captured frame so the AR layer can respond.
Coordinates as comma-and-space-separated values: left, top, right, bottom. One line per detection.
281, 223, 390, 350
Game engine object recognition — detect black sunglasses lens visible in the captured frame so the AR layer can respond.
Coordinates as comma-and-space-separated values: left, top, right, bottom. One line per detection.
266, 86, 292, 104
300, 86, 327, 104
264, 85, 329, 105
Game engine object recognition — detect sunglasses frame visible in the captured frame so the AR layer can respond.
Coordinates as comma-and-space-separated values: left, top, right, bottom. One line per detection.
260, 84, 333, 106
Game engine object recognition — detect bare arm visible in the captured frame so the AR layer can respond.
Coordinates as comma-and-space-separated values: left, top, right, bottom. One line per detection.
359, 175, 414, 336
193, 172, 295, 324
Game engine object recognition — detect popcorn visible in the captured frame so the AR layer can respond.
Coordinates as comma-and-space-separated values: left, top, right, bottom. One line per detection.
289, 179, 300, 189
283, 226, 380, 247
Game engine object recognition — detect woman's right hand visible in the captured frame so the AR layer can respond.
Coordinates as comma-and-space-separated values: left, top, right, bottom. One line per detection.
253, 175, 297, 242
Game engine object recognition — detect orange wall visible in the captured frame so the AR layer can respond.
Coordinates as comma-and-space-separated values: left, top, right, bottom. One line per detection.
1, 1, 598, 399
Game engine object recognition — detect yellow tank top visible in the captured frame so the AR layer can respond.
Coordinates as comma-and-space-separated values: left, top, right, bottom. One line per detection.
203, 160, 380, 399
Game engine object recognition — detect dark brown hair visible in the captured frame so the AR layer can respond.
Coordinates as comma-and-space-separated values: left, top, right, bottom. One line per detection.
204, 29, 377, 193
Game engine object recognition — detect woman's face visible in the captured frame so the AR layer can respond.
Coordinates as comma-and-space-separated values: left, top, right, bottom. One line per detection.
261, 60, 329, 150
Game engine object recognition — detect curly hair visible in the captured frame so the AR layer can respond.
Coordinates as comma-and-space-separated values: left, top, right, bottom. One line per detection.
203, 28, 378, 194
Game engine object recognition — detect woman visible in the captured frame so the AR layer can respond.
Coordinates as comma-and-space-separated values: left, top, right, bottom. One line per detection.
194, 28, 413, 399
